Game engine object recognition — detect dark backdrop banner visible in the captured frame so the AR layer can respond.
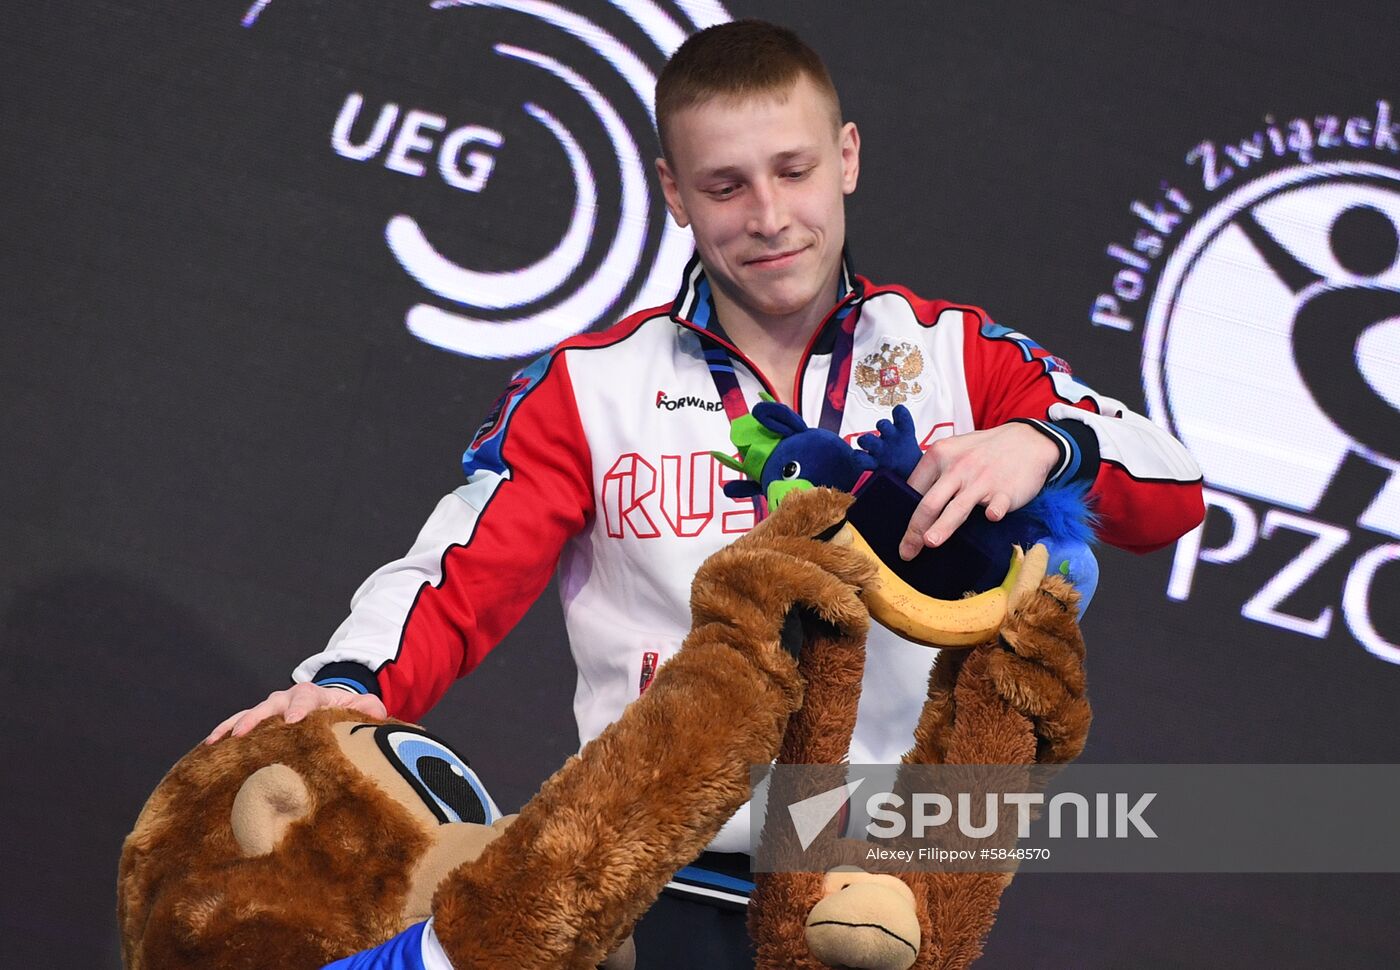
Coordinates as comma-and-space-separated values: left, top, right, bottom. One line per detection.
4, 1, 1398, 965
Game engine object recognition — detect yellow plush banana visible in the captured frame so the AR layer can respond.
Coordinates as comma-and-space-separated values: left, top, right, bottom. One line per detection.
835, 525, 1050, 648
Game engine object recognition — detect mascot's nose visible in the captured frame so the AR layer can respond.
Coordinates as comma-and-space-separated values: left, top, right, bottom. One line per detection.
805, 869, 920, 970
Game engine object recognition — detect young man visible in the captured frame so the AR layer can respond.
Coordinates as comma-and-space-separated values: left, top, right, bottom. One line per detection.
209, 20, 1203, 967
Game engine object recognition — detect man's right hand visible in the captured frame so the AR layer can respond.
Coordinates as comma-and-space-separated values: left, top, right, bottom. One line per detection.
204, 682, 387, 744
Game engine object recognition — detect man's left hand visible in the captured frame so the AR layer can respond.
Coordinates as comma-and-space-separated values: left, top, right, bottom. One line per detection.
898, 422, 1060, 560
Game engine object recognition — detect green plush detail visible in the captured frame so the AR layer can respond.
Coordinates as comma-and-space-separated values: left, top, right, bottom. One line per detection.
716, 392, 783, 484
729, 415, 780, 479
766, 478, 812, 508
710, 450, 748, 474
1059, 560, 1070, 576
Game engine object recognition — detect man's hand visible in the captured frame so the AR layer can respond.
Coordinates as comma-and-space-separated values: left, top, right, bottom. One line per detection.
898, 422, 1060, 560
204, 682, 387, 744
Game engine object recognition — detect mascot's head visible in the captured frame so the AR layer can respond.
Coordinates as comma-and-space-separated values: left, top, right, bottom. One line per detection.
117, 709, 510, 969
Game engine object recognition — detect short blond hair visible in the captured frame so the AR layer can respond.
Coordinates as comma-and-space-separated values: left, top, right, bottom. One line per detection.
655, 19, 842, 161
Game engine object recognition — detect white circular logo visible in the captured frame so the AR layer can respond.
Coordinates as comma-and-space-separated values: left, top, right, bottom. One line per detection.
246, 0, 732, 359
1144, 162, 1400, 538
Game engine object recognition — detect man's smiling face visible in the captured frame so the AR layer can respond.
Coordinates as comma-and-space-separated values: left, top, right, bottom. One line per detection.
657, 73, 860, 326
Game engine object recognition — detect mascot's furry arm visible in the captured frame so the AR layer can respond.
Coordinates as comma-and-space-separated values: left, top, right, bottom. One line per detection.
750, 569, 1091, 970
118, 489, 875, 970
431, 494, 876, 968
718, 402, 1095, 970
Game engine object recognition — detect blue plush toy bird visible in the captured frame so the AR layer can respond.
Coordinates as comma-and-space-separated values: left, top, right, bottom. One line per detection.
711, 395, 879, 506
712, 399, 1099, 618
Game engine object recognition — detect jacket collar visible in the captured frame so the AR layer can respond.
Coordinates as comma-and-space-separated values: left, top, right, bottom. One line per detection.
668, 249, 862, 333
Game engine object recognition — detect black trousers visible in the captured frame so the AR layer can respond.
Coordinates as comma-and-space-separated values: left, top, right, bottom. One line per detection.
630, 852, 755, 969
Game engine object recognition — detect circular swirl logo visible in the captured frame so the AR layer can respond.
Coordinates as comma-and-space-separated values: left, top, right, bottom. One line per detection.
245, 0, 731, 358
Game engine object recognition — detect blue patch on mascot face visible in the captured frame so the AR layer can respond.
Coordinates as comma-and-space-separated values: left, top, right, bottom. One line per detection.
352, 723, 497, 826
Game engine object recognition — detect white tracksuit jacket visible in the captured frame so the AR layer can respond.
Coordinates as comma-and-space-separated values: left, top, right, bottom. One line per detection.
295, 254, 1204, 853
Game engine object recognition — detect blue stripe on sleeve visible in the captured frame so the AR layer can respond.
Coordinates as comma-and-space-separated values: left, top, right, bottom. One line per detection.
674, 864, 756, 894
462, 352, 553, 478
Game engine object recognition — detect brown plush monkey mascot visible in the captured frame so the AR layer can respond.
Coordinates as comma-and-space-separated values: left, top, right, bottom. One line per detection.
118, 487, 874, 969
743, 492, 1091, 970
118, 487, 1086, 969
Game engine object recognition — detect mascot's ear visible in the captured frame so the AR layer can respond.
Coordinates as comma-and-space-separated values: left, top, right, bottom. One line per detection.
752, 401, 807, 437
230, 763, 312, 857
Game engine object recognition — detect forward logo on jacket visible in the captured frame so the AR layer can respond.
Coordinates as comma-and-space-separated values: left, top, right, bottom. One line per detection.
656, 391, 725, 412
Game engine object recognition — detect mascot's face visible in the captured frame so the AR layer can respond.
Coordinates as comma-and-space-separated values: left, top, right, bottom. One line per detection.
118, 710, 514, 969
330, 719, 514, 922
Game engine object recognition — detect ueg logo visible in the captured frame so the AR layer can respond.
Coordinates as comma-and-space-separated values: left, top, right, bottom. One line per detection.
1090, 101, 1400, 662
245, 0, 732, 359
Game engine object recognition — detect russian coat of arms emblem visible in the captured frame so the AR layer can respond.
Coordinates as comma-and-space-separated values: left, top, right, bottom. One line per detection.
854, 340, 926, 407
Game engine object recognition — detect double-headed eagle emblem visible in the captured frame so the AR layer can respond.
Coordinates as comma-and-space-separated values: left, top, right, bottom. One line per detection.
855, 340, 925, 407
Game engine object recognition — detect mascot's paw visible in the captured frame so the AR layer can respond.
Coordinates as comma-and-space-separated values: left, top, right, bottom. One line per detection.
856, 404, 922, 480
805, 869, 920, 970
986, 574, 1091, 763
690, 487, 875, 651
